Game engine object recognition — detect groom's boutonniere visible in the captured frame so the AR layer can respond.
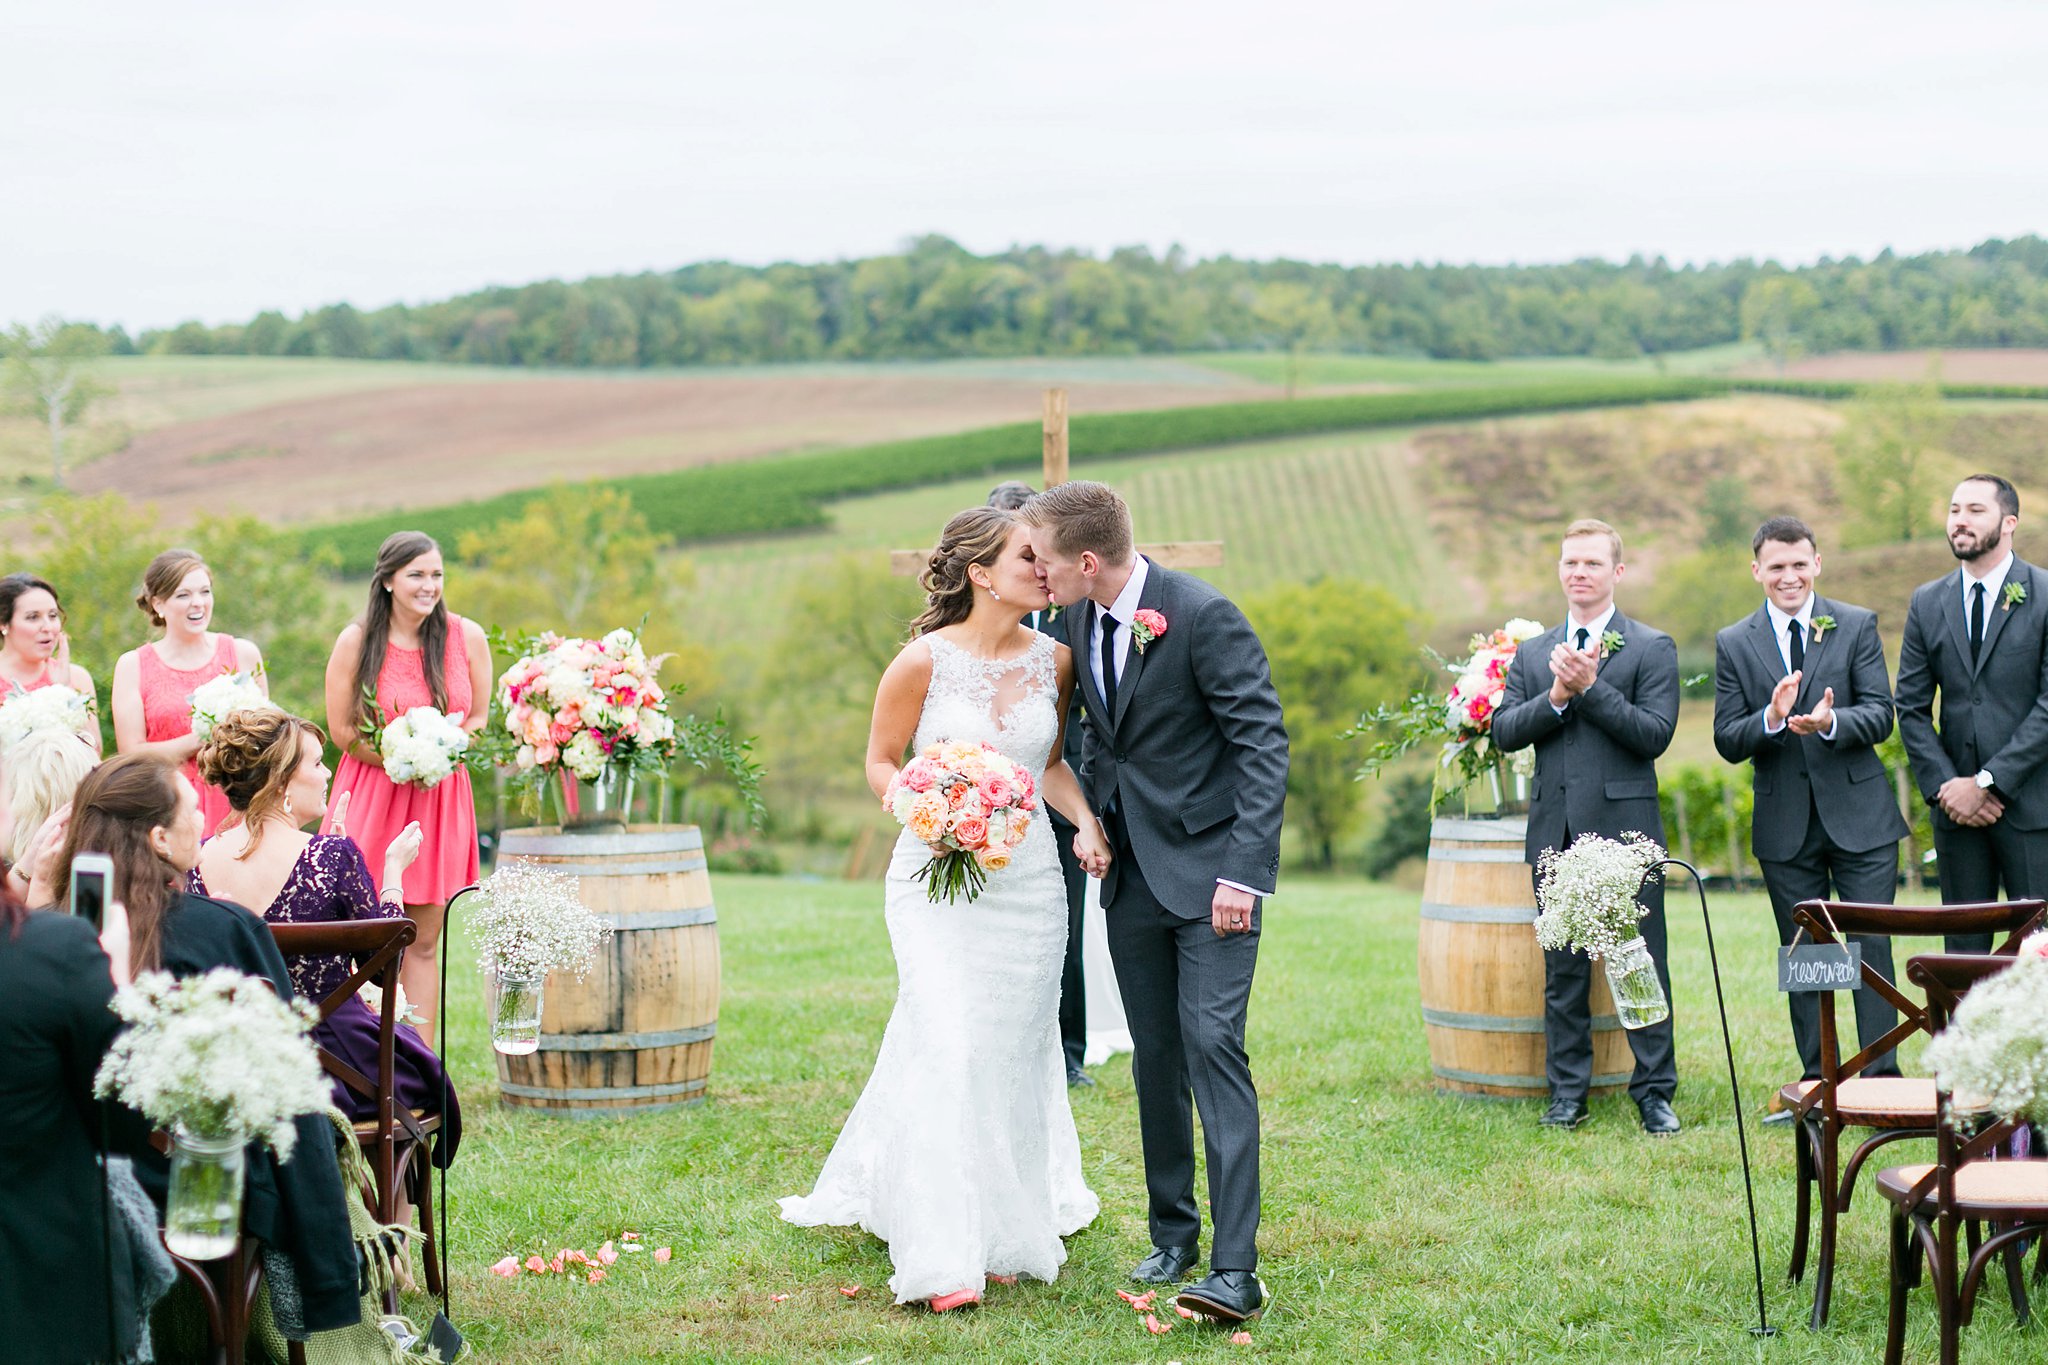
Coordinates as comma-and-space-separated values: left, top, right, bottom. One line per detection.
2005, 582, 2028, 612
1811, 615, 1837, 641
1130, 608, 1168, 655
1043, 604, 1062, 625
1599, 630, 1625, 660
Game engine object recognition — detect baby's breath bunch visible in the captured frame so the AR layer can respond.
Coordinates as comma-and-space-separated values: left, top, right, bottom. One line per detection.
93, 968, 330, 1158
1923, 935, 2048, 1123
469, 861, 613, 981
1533, 832, 1666, 959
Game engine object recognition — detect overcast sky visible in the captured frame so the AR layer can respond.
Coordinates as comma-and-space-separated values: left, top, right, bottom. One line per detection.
4, 1, 2045, 331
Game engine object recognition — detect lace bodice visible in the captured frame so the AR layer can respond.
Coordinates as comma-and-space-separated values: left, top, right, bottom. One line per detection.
914, 631, 1061, 777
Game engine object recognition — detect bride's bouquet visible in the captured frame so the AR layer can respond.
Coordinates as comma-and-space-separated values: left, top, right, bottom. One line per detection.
189, 670, 274, 744
885, 741, 1038, 903
0, 683, 96, 754
93, 967, 330, 1158
1924, 932, 2048, 1122
378, 705, 472, 789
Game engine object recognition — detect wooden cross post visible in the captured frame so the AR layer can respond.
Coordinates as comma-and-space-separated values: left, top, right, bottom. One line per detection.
890, 388, 1225, 575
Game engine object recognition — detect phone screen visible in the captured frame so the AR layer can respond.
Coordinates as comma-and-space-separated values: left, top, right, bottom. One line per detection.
70, 858, 111, 931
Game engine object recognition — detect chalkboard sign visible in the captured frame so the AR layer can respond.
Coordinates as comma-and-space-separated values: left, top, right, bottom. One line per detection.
1778, 943, 1863, 993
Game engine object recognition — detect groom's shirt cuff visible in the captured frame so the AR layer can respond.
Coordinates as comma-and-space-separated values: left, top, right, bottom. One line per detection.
1217, 878, 1270, 898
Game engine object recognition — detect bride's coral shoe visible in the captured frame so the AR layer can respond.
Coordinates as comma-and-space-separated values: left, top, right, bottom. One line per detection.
927, 1289, 981, 1313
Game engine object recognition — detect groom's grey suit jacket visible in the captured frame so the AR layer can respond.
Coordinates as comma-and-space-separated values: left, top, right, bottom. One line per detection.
1712, 597, 1905, 861
1069, 559, 1289, 917
1492, 610, 1679, 862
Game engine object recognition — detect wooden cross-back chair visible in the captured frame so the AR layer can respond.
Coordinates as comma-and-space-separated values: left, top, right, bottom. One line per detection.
269, 918, 445, 1300
1782, 897, 2044, 1329
1877, 952, 2048, 1365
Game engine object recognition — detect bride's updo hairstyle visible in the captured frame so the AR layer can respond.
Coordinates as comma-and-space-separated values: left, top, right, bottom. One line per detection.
909, 506, 1016, 638
196, 708, 325, 857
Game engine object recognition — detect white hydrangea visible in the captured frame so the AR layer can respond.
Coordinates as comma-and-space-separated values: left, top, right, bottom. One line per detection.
562, 730, 608, 780
1533, 832, 1666, 958
379, 705, 472, 789
468, 861, 613, 981
0, 683, 96, 754
188, 671, 275, 744
94, 968, 331, 1158
1923, 937, 2048, 1123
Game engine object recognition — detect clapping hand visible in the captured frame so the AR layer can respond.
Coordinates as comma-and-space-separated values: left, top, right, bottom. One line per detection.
1766, 671, 1802, 728
1787, 686, 1835, 737
1546, 641, 1599, 706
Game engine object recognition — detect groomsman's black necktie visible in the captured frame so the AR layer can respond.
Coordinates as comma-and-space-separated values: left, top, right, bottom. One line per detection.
1970, 582, 1987, 662
1789, 618, 1805, 674
1574, 626, 1589, 653
1100, 611, 1121, 716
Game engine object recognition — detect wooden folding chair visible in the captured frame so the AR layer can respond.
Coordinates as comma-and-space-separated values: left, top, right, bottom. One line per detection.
1877, 953, 2048, 1365
1783, 898, 2043, 1329
270, 919, 446, 1300
160, 1230, 266, 1365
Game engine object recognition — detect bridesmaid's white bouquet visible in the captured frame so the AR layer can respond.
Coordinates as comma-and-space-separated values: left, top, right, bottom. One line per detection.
94, 967, 330, 1158
188, 670, 273, 743
0, 683, 96, 754
1924, 933, 2048, 1122
378, 705, 472, 789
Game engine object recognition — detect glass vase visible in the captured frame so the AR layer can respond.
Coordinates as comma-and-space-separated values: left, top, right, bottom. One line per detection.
491, 972, 544, 1055
554, 764, 635, 829
165, 1125, 244, 1260
1603, 936, 1671, 1030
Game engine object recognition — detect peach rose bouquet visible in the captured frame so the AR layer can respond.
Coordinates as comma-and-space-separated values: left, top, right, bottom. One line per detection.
885, 741, 1039, 903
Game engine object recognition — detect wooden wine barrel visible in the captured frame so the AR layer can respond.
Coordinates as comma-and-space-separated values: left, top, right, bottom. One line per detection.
492, 824, 719, 1117
1418, 816, 1630, 1099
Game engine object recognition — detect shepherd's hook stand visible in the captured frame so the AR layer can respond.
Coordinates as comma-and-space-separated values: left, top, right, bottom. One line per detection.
1644, 858, 1778, 1339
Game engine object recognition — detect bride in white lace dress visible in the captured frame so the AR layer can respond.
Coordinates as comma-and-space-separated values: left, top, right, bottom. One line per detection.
780, 506, 1110, 1309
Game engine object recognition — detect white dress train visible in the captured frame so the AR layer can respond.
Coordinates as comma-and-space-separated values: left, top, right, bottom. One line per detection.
779, 632, 1099, 1303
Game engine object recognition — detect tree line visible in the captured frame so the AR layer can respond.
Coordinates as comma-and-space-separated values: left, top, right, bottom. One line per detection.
52, 234, 2048, 368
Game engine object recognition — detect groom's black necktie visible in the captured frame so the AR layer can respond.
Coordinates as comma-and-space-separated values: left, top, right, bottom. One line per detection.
1100, 610, 1121, 717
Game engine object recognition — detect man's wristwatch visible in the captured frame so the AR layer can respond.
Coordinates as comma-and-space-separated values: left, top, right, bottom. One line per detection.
1976, 769, 1997, 791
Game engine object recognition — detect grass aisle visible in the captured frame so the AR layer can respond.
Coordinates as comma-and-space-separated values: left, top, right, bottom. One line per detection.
424, 875, 2023, 1362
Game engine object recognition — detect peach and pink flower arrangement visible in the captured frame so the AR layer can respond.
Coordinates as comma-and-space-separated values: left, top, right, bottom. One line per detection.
884, 741, 1039, 902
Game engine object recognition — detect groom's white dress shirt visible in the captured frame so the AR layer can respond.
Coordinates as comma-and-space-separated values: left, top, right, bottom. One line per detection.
1090, 556, 1271, 900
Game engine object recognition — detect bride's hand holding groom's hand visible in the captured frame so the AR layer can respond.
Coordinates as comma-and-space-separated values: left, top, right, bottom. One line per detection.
1072, 819, 1112, 879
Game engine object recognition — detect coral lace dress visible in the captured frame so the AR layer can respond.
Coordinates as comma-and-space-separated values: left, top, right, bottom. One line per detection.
139, 633, 241, 837
323, 621, 479, 904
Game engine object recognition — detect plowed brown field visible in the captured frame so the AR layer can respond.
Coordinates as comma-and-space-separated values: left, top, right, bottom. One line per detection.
76, 367, 1266, 524
1743, 348, 2048, 384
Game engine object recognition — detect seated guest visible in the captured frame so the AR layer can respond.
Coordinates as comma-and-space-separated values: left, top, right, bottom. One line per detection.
0, 879, 171, 1364
57, 753, 366, 1339
194, 709, 460, 1169
3, 727, 98, 902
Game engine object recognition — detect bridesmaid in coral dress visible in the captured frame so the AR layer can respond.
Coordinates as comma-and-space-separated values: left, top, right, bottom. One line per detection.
0, 573, 100, 851
110, 550, 266, 839
322, 532, 491, 1031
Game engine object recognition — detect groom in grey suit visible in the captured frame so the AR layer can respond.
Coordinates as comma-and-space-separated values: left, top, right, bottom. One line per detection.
1493, 517, 1681, 1136
1712, 516, 1904, 1088
1020, 481, 1289, 1324
1895, 473, 2048, 951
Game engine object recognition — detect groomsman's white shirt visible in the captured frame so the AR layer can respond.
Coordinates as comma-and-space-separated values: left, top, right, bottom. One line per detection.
1761, 595, 1837, 740
1549, 602, 1617, 715
1091, 556, 1270, 899
1962, 549, 2014, 614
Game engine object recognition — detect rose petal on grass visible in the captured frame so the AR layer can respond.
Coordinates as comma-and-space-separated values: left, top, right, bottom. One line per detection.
988, 1273, 1018, 1285
587, 1268, 606, 1285
1230, 1330, 1254, 1345
596, 1242, 619, 1266
1116, 1288, 1157, 1311
769, 1294, 790, 1303
654, 1247, 672, 1263
1174, 1304, 1196, 1319
621, 1231, 640, 1242
524, 1255, 546, 1274
838, 1285, 861, 1298
550, 1255, 565, 1274
564, 1249, 590, 1266
1143, 1312, 1173, 1334
489, 1256, 520, 1277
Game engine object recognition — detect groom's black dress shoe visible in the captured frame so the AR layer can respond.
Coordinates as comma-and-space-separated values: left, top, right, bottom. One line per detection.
1066, 1064, 1096, 1088
1176, 1270, 1266, 1323
1638, 1097, 1681, 1136
1130, 1244, 1199, 1284
1538, 1097, 1589, 1129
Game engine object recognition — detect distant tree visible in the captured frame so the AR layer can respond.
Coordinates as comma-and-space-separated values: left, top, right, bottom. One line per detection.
1835, 372, 1952, 548
3, 317, 110, 487
1252, 282, 1339, 397
28, 494, 157, 688
1699, 474, 1756, 549
1363, 769, 1435, 880
185, 513, 348, 725
1246, 577, 1418, 868
1740, 275, 1822, 371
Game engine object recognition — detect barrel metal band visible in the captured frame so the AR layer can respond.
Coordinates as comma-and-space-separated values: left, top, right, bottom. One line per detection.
500, 829, 705, 857
515, 857, 709, 877
591, 905, 719, 931
498, 1077, 708, 1101
1430, 818, 1529, 842
1426, 846, 1530, 864
537, 1023, 718, 1052
1431, 1065, 1634, 1089
1422, 1007, 1622, 1034
1419, 900, 1537, 924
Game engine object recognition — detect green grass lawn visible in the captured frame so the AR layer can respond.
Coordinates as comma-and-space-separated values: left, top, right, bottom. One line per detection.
418, 871, 2025, 1363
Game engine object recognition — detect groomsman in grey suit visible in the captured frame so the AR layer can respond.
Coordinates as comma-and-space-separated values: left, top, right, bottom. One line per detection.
1712, 516, 1904, 1097
1895, 473, 2048, 952
1494, 518, 1681, 1136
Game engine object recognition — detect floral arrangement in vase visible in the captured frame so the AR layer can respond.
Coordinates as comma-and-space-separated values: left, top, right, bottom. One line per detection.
1355, 617, 1544, 811
1534, 832, 1670, 1029
884, 741, 1039, 903
467, 861, 613, 1054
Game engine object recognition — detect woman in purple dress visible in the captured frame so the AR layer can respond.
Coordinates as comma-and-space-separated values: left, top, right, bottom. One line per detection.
191, 708, 459, 1169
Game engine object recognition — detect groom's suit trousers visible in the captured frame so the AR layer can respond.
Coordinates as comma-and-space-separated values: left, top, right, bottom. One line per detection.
1103, 813, 1262, 1270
